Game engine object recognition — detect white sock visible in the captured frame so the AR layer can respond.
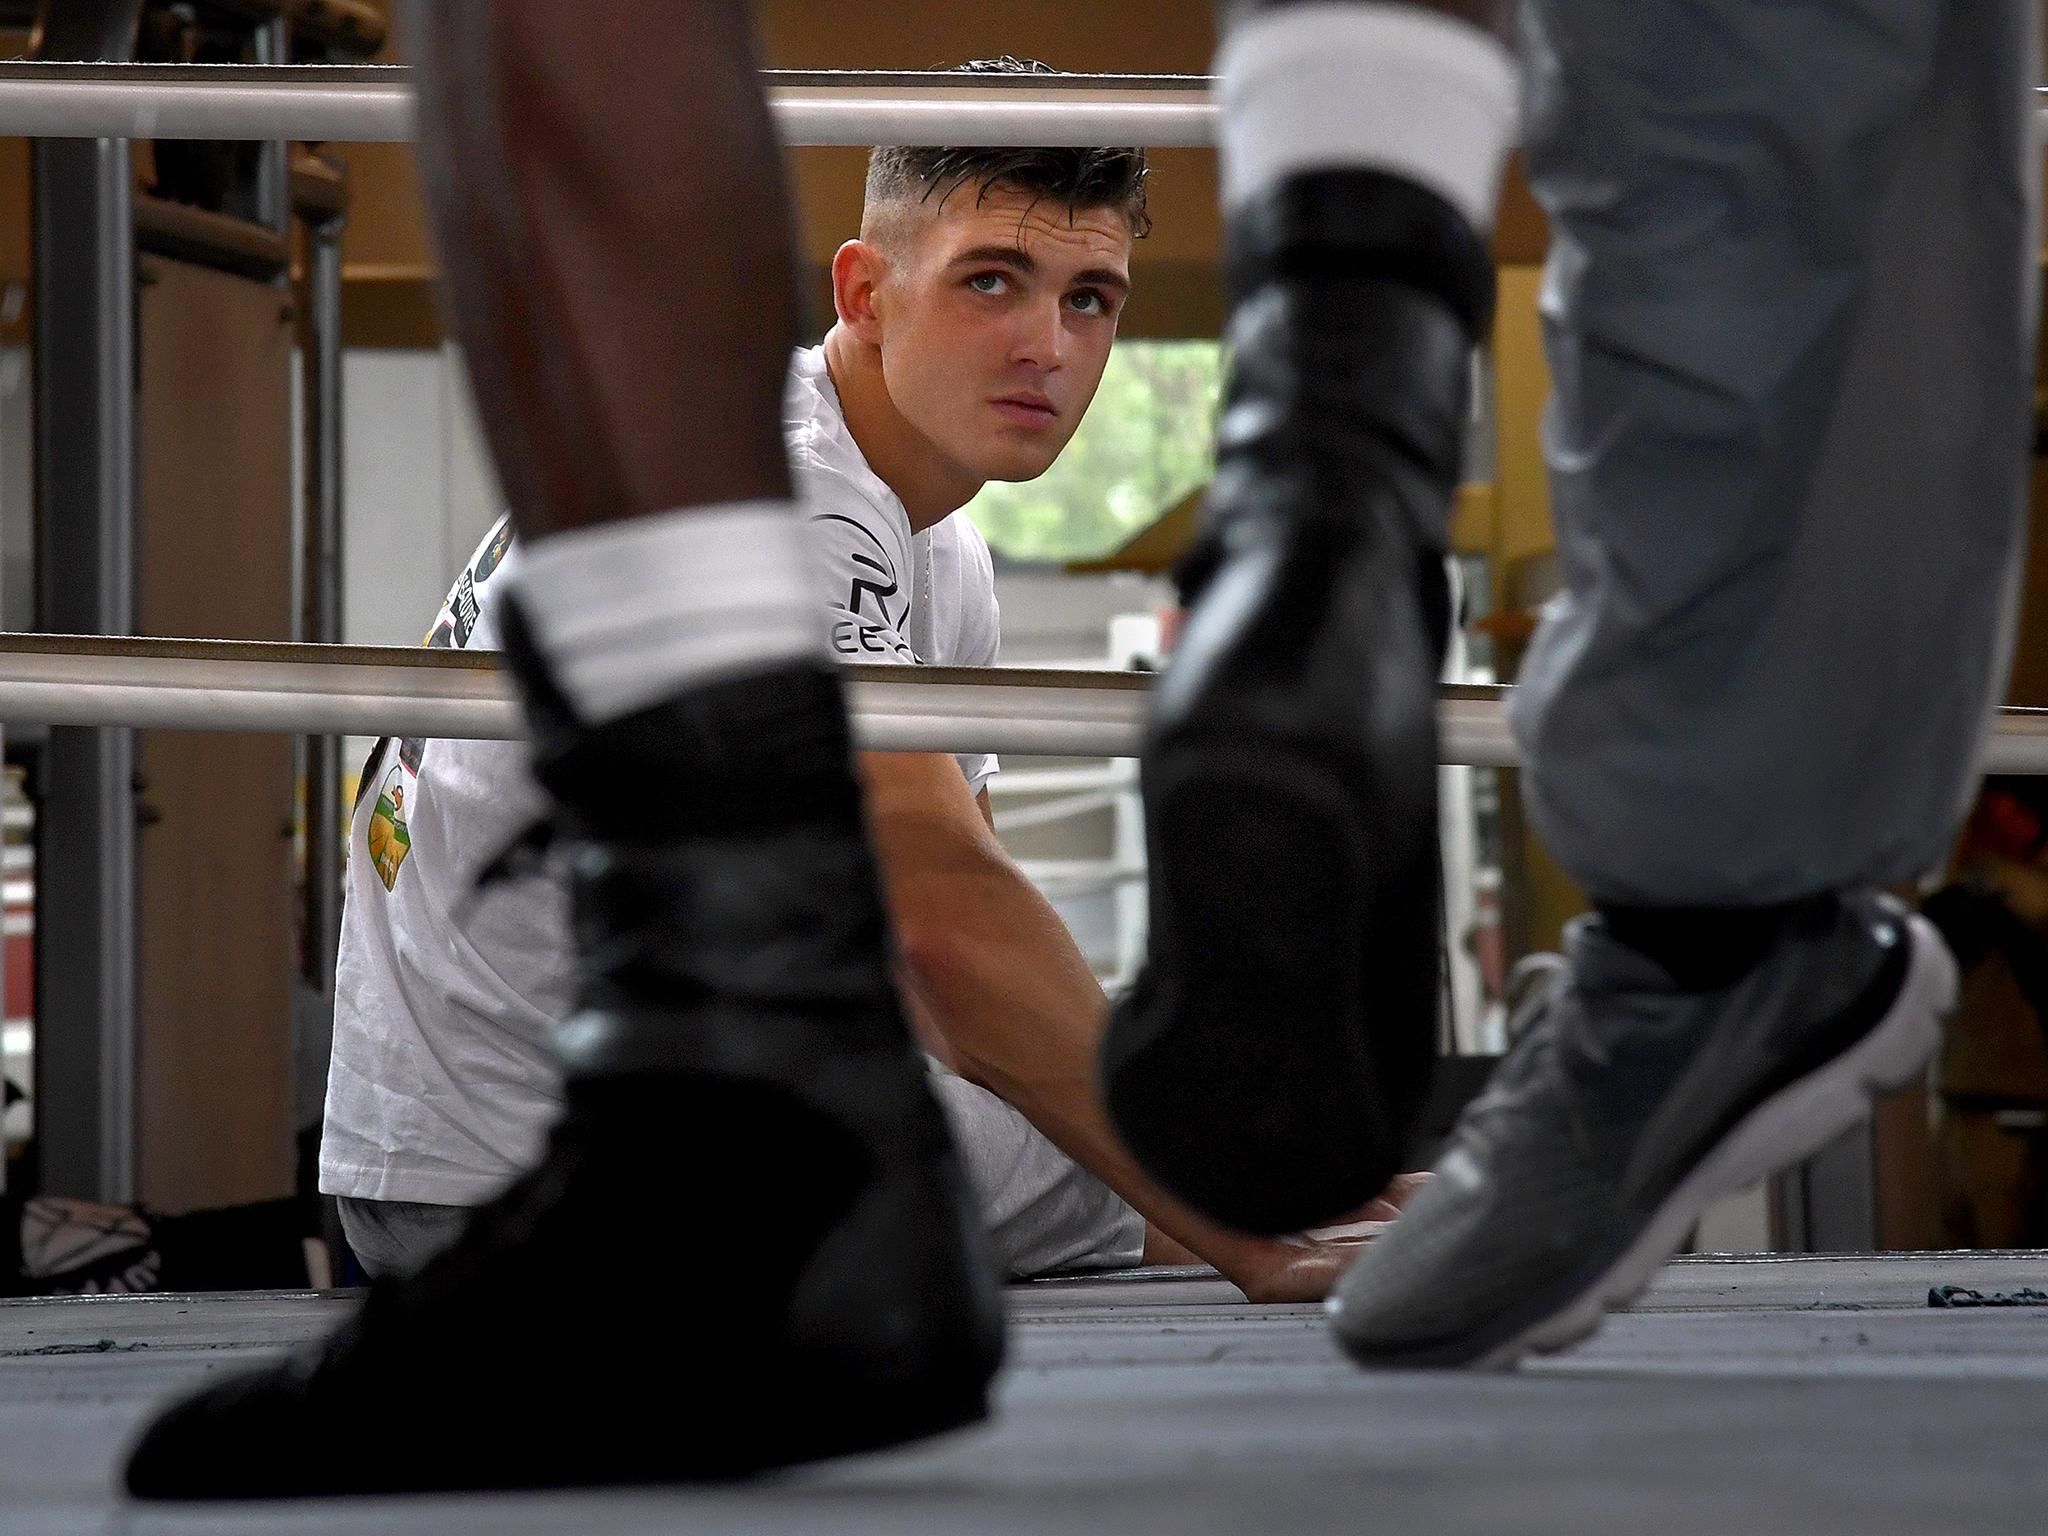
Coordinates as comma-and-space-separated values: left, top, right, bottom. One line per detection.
508, 502, 824, 724
1217, 2, 1519, 233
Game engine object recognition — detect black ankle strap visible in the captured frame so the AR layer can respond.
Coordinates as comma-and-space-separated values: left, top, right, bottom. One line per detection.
495, 591, 862, 842
1227, 167, 1497, 340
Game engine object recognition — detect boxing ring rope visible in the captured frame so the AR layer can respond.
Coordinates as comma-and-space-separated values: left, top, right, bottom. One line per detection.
0, 63, 1217, 145
1, 64, 2045, 146
0, 633, 2042, 773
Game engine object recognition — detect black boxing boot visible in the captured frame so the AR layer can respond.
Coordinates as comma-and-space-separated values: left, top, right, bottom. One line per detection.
125, 611, 1003, 1499
1101, 170, 1492, 1234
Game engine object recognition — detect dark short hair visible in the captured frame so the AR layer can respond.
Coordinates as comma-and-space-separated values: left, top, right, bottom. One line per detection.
864, 58, 1151, 238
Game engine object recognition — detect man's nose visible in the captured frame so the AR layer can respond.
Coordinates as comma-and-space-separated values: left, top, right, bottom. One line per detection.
1009, 300, 1065, 371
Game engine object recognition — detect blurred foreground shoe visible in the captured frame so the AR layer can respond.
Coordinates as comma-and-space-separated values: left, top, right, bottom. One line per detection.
125, 623, 1003, 1499
1330, 890, 1954, 1369
1102, 170, 1492, 1234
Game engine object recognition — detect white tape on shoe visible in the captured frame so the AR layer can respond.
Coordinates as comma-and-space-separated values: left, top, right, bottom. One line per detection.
1217, 2, 1520, 232
511, 502, 826, 724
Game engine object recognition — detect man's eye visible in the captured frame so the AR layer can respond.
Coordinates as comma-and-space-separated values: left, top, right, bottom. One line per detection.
968, 273, 1007, 295
1068, 289, 1107, 316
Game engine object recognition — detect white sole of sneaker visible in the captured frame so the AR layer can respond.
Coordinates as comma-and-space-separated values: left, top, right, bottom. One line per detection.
1473, 912, 1958, 1372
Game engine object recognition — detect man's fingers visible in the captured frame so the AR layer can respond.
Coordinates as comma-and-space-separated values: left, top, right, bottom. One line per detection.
1300, 1171, 1431, 1239
1229, 1174, 1439, 1300
1236, 1241, 1368, 1304
1377, 1171, 1433, 1209
1300, 1217, 1394, 1242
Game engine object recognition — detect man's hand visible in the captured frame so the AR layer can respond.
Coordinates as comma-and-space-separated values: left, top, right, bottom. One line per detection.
1223, 1234, 1372, 1306
1148, 1173, 1431, 1303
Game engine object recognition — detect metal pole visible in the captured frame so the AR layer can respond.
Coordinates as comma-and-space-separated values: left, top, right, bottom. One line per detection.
4, 62, 2047, 150
0, 641, 2041, 774
248, 17, 291, 236
296, 159, 346, 995
0, 63, 1215, 145
30, 26, 143, 1210
1, 62, 2046, 148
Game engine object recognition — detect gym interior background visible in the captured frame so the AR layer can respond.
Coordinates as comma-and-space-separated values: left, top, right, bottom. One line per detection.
1, 0, 2046, 1273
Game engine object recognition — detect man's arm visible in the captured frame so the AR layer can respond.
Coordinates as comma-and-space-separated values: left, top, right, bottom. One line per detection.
861, 749, 1394, 1302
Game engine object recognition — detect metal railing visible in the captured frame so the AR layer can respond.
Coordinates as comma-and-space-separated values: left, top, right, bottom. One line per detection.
0, 62, 1215, 145
3, 63, 2044, 146
0, 633, 2041, 773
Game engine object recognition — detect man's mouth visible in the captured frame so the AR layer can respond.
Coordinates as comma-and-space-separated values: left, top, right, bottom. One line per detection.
991, 394, 1058, 428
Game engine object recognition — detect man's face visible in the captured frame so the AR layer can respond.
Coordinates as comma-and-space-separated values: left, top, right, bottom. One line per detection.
871, 184, 1133, 485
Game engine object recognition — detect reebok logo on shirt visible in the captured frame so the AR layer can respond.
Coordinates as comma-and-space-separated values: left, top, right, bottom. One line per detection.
831, 619, 917, 662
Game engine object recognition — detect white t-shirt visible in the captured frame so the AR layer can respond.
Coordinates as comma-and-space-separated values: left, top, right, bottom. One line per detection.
320, 346, 1142, 1278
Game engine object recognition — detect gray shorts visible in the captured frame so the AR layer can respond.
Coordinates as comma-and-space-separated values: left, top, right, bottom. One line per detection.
336, 1196, 468, 1281
336, 1070, 1144, 1284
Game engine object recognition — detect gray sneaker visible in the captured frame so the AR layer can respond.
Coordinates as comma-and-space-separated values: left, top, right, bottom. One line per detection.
1329, 889, 1955, 1370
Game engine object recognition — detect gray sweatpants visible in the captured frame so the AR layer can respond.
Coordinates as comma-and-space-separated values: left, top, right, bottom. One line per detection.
1509, 0, 2039, 905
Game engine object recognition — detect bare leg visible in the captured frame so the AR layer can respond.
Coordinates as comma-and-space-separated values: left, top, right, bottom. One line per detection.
407, 1, 794, 535
123, 3, 1004, 1499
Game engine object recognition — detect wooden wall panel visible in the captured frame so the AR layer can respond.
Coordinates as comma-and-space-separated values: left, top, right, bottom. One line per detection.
134, 259, 297, 1211
0, 134, 25, 348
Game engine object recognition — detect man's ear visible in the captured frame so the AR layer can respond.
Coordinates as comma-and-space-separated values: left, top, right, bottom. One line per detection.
831, 239, 889, 345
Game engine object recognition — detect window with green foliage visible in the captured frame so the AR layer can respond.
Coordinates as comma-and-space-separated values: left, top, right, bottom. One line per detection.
962, 340, 1223, 564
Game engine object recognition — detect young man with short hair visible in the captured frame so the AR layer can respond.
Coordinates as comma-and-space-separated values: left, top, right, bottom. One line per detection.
323, 132, 1392, 1296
